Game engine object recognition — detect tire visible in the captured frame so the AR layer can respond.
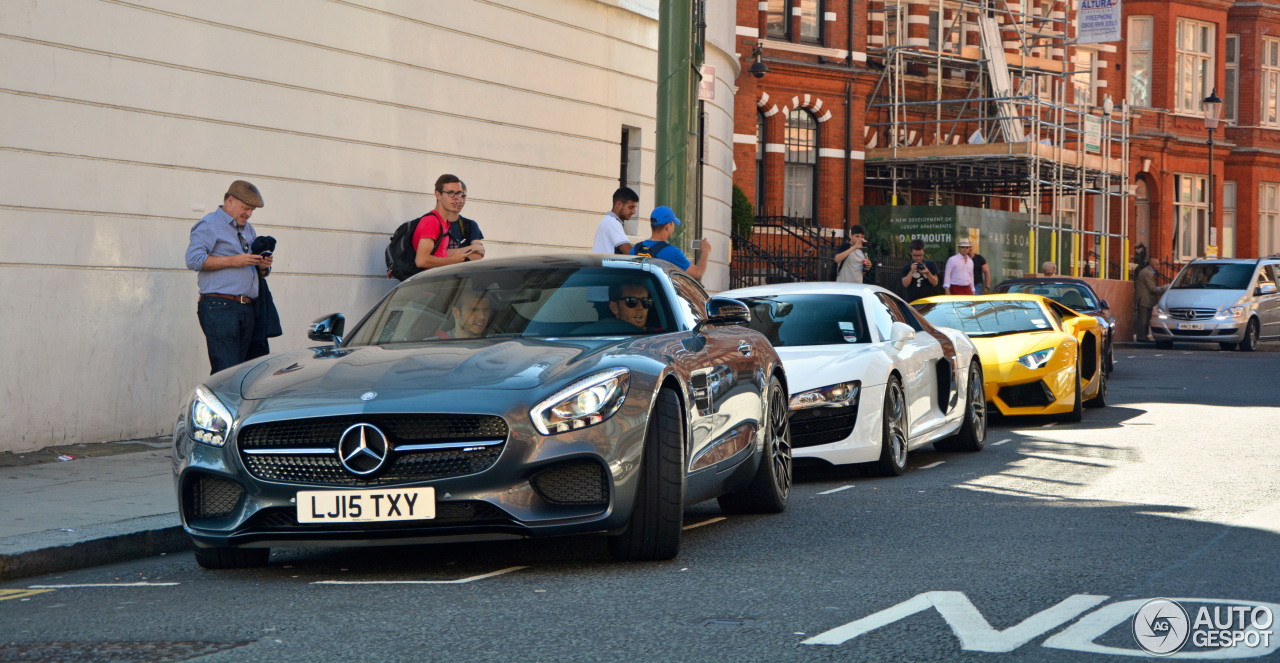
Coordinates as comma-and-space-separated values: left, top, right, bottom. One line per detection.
1084, 359, 1107, 408
717, 377, 792, 515
937, 363, 987, 452
874, 376, 909, 476
1155, 340, 1173, 350
608, 388, 684, 561
1060, 351, 1083, 423
1238, 319, 1260, 352
1219, 341, 1239, 351
194, 546, 269, 569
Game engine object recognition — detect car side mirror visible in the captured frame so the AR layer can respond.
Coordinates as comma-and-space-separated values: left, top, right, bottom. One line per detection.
1257, 283, 1277, 296
308, 313, 345, 346
702, 297, 751, 327
1099, 299, 1110, 310
890, 321, 916, 349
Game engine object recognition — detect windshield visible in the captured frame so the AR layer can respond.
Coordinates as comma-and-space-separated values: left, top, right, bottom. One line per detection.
1171, 263, 1256, 290
740, 294, 870, 346
913, 300, 1056, 337
997, 282, 1098, 311
345, 267, 676, 345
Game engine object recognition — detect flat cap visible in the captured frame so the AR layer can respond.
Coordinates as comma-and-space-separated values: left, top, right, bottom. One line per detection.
225, 180, 264, 208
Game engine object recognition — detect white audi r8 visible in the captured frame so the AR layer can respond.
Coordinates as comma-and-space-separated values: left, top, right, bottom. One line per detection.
720, 282, 985, 475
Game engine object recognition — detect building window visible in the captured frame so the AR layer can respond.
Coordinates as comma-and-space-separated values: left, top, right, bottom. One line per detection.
756, 113, 766, 212
620, 126, 641, 191
1175, 174, 1209, 261
1127, 16, 1152, 107
1074, 49, 1097, 107
1175, 18, 1214, 116
1225, 35, 1238, 124
784, 110, 817, 219
1261, 183, 1280, 257
767, 0, 789, 39
1263, 38, 1280, 128
800, 0, 822, 43
1223, 181, 1236, 258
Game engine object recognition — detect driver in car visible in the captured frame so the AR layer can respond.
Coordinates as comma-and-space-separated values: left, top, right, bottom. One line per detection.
611, 282, 651, 329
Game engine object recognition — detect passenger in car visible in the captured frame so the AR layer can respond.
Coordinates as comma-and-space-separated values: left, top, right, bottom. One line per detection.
449, 287, 492, 339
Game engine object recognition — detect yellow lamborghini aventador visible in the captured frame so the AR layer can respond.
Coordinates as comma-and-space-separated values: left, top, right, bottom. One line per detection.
911, 294, 1107, 421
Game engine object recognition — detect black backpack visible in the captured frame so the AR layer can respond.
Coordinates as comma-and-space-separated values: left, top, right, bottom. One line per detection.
633, 241, 670, 259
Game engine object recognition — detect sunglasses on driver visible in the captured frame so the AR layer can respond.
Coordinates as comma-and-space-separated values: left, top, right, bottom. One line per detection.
615, 296, 653, 310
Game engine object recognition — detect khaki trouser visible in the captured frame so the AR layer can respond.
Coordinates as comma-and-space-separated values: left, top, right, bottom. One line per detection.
1135, 306, 1153, 341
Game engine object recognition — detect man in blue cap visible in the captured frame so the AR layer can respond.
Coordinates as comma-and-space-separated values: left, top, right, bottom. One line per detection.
630, 205, 711, 282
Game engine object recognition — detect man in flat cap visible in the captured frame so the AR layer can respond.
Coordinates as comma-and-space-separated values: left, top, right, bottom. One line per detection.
184, 180, 274, 374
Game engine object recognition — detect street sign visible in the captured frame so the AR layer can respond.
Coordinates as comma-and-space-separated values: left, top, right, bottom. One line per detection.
698, 65, 716, 101
1078, 0, 1122, 44
1084, 115, 1102, 153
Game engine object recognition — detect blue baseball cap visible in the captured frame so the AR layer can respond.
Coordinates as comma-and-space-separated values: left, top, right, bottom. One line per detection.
650, 205, 682, 226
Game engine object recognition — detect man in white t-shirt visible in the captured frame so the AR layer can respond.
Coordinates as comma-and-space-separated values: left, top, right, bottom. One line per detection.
592, 187, 638, 254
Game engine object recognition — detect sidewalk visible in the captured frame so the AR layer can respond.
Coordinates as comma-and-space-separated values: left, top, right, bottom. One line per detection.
0, 439, 188, 582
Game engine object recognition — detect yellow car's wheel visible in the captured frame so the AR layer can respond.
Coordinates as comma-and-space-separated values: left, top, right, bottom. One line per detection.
1061, 353, 1083, 423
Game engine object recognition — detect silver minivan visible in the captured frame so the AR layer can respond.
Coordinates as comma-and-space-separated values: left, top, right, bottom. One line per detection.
1151, 258, 1280, 351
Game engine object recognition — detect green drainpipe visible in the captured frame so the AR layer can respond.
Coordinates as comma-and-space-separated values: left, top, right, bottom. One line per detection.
655, 0, 699, 250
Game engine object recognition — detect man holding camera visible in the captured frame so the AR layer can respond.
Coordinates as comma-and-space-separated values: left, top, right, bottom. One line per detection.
899, 238, 939, 302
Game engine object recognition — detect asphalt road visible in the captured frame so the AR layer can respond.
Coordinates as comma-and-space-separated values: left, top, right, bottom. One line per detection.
3, 344, 1279, 662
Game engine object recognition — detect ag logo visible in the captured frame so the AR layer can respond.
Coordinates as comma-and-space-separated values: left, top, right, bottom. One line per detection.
1133, 598, 1190, 655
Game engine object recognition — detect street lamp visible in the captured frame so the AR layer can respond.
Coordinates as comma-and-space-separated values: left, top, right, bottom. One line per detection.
1203, 88, 1223, 260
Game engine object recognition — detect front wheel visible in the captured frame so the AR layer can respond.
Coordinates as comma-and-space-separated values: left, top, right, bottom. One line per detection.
717, 376, 791, 515
1060, 353, 1083, 423
874, 376, 909, 476
936, 362, 986, 452
608, 388, 684, 561
1238, 319, 1260, 352
1084, 361, 1107, 408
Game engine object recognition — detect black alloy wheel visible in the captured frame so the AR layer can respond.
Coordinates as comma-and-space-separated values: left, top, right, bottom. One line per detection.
938, 363, 987, 452
1238, 319, 1260, 352
608, 387, 684, 561
718, 376, 792, 514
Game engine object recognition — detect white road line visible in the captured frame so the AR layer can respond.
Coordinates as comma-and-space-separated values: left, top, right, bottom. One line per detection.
818, 485, 855, 495
992, 438, 1012, 446
1042, 422, 1057, 428
920, 461, 946, 469
313, 566, 529, 585
683, 517, 726, 530
28, 583, 180, 588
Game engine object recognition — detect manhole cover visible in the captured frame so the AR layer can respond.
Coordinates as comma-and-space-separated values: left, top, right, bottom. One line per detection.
0, 641, 250, 662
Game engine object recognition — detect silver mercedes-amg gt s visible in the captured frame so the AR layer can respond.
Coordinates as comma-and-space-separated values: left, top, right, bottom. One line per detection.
173, 255, 791, 567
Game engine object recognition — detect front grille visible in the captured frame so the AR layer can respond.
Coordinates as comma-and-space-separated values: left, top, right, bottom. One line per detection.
183, 474, 244, 519
530, 461, 609, 505
1170, 328, 1214, 336
998, 380, 1055, 408
240, 500, 508, 530
1169, 308, 1214, 321
790, 403, 858, 448
238, 414, 508, 486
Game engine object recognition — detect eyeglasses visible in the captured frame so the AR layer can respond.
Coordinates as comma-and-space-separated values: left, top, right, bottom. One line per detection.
616, 296, 653, 310
439, 190, 467, 199
237, 231, 250, 254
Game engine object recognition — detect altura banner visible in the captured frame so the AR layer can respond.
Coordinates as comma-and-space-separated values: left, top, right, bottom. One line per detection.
1078, 0, 1121, 44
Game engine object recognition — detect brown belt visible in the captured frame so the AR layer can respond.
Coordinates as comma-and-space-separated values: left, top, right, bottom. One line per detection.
201, 293, 253, 304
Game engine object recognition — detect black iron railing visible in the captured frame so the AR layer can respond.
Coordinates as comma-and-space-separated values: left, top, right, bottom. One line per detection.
729, 214, 839, 289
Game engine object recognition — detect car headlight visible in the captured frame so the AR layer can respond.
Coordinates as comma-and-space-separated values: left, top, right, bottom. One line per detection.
531, 368, 630, 435
1154, 304, 1168, 319
1016, 348, 1054, 370
790, 381, 860, 411
1215, 305, 1246, 320
187, 385, 234, 447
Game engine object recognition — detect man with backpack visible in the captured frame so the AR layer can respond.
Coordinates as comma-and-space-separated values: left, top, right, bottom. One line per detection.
630, 205, 710, 282
385, 174, 480, 281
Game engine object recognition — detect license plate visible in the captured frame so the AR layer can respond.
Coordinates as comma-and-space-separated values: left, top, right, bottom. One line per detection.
297, 487, 435, 523
1177, 322, 1204, 331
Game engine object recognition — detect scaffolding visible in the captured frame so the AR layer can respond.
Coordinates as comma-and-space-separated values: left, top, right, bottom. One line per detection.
865, 0, 1132, 279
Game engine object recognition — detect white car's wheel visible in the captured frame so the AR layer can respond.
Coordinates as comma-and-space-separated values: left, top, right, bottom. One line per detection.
874, 376, 909, 476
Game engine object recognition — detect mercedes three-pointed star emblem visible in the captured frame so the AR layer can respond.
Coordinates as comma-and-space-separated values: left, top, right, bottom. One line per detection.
337, 423, 390, 476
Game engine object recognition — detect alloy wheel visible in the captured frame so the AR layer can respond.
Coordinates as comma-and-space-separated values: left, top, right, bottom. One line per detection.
888, 381, 908, 468
969, 371, 986, 442
769, 386, 792, 499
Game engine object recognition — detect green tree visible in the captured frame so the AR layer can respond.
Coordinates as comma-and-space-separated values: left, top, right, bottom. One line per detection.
732, 184, 754, 241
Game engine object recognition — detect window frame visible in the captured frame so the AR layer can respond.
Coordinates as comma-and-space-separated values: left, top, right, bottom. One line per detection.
756, 112, 766, 212
1174, 173, 1210, 262
1175, 18, 1215, 117
1127, 16, 1153, 108
1223, 180, 1236, 258
1262, 37, 1280, 128
783, 109, 819, 220
1225, 35, 1239, 125
1260, 182, 1280, 258
800, 0, 823, 44
767, 0, 790, 40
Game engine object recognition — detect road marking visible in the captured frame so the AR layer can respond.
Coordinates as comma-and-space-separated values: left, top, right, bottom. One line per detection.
920, 461, 946, 469
992, 439, 1011, 446
313, 566, 528, 585
0, 588, 54, 601
1042, 422, 1057, 428
683, 516, 726, 530
28, 583, 179, 588
817, 485, 855, 495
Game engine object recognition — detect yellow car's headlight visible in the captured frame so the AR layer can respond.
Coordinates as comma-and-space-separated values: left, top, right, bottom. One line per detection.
1016, 348, 1054, 370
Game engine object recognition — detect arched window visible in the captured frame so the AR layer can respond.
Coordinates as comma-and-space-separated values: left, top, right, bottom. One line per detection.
784, 110, 817, 220
756, 112, 766, 212
1134, 178, 1150, 254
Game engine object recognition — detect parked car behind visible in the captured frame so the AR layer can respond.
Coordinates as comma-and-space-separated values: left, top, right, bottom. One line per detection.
1151, 258, 1280, 351
992, 277, 1116, 374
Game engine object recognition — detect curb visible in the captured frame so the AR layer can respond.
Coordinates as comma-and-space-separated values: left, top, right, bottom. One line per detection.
0, 516, 190, 583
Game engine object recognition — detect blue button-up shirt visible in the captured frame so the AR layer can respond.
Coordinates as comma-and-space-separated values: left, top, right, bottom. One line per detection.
185, 206, 259, 298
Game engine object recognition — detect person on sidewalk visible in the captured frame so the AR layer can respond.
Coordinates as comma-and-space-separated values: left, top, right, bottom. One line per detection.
414, 174, 480, 272
972, 251, 991, 294
185, 180, 273, 374
944, 238, 976, 295
631, 206, 711, 282
593, 187, 638, 255
1134, 257, 1166, 342
834, 224, 872, 284
900, 239, 939, 302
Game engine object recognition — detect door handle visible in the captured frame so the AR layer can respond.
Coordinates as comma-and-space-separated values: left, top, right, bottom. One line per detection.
738, 341, 752, 356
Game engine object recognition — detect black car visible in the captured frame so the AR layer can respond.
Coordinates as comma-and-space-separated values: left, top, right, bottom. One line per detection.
992, 277, 1116, 373
173, 255, 792, 567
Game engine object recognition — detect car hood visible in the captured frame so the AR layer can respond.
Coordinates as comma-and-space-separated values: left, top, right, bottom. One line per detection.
774, 344, 886, 392
240, 338, 622, 400
969, 332, 1061, 365
1161, 288, 1243, 309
